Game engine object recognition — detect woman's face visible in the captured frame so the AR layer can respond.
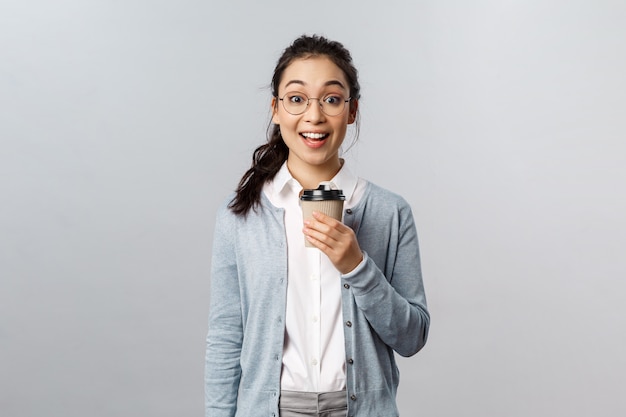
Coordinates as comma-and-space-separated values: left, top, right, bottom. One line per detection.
272, 56, 357, 176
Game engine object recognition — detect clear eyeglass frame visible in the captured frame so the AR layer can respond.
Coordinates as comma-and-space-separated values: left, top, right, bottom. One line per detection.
278, 91, 351, 116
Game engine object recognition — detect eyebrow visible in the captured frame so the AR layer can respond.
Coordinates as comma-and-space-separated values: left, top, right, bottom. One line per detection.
284, 79, 347, 90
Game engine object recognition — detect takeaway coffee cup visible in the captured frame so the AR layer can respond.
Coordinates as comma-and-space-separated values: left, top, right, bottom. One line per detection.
300, 182, 345, 247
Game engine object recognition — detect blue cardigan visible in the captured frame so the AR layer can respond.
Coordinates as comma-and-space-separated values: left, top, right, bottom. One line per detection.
205, 181, 429, 417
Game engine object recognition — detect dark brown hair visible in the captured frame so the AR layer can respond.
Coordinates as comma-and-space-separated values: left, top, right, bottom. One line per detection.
228, 34, 361, 216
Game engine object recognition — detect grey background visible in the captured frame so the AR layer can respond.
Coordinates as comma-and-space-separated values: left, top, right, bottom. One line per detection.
1, 1, 625, 416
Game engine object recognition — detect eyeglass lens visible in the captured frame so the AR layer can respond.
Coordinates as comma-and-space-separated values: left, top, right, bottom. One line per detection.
281, 92, 349, 116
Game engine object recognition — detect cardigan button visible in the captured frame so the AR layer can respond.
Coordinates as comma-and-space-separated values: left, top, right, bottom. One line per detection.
350, 394, 357, 401
348, 358, 354, 364
346, 321, 352, 327
343, 283, 350, 289
345, 208, 353, 215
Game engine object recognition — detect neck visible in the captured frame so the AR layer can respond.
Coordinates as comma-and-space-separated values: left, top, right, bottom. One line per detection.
287, 158, 343, 189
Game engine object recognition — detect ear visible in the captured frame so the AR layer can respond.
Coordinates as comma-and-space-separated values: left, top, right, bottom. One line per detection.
271, 96, 280, 125
347, 99, 359, 124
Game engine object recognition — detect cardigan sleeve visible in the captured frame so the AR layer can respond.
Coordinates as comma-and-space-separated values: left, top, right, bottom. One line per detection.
205, 205, 242, 417
342, 198, 430, 357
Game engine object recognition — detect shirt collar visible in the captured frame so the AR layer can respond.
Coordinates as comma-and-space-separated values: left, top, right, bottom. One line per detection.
330, 159, 359, 206
272, 162, 299, 198
271, 159, 359, 204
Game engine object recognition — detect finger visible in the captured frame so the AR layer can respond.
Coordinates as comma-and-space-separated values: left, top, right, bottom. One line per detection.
304, 220, 346, 246
304, 226, 363, 274
303, 225, 339, 247
304, 234, 326, 251
310, 212, 351, 237
311, 210, 342, 227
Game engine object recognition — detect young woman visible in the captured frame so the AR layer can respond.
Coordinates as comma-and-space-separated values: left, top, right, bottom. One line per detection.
205, 35, 429, 417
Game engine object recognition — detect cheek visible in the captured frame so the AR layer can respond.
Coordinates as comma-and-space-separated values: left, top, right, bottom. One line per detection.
278, 125, 296, 144
334, 118, 350, 135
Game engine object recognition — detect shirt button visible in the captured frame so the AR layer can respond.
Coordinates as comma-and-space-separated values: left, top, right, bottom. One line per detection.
343, 283, 350, 289
311, 358, 318, 366
346, 321, 352, 327
312, 315, 319, 323
310, 274, 319, 281
345, 209, 353, 215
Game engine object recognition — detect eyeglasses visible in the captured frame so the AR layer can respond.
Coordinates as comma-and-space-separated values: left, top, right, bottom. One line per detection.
278, 91, 351, 116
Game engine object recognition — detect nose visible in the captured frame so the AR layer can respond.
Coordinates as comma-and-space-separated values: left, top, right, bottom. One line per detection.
304, 98, 325, 122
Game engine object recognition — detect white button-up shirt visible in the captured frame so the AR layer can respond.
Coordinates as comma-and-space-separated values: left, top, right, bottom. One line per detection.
263, 161, 366, 392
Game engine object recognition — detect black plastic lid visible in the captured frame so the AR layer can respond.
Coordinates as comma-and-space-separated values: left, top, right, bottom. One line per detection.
300, 183, 345, 201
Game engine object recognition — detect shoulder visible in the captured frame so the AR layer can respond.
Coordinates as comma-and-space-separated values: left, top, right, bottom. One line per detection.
215, 193, 237, 220
361, 181, 413, 214
212, 194, 240, 239
214, 192, 282, 231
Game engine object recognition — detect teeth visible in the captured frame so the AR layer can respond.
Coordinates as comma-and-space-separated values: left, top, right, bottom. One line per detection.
302, 132, 327, 139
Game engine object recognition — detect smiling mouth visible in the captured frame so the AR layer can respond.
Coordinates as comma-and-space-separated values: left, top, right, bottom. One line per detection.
300, 132, 329, 140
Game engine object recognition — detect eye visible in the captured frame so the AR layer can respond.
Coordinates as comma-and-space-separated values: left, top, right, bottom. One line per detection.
287, 93, 307, 104
323, 95, 343, 106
